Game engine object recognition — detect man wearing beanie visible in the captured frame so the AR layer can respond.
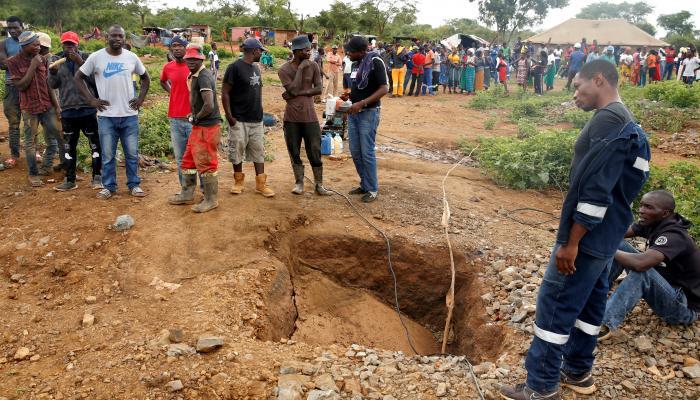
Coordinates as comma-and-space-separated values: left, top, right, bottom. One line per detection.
48, 31, 103, 191
221, 38, 275, 197
160, 36, 195, 197
6, 31, 63, 187
341, 36, 388, 203
277, 35, 331, 196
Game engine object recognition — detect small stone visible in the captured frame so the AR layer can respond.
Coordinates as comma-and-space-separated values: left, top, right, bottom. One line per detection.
306, 390, 340, 400
166, 380, 184, 392
82, 313, 95, 327
313, 373, 338, 392
682, 365, 700, 379
168, 328, 184, 343
511, 310, 528, 323
621, 380, 636, 392
196, 336, 224, 353
111, 215, 134, 231
436, 382, 448, 397
684, 357, 699, 367
166, 343, 195, 357
13, 347, 31, 361
84, 296, 97, 304
10, 274, 24, 283
635, 336, 653, 352
644, 357, 657, 367
29, 354, 41, 362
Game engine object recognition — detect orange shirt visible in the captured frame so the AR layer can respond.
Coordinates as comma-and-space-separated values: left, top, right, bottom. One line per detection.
424, 50, 434, 67
646, 54, 657, 68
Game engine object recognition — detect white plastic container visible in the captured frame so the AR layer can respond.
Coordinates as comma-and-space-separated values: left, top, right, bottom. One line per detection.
333, 134, 343, 154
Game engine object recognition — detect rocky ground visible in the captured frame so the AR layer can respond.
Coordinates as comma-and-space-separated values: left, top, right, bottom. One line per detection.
1, 69, 699, 399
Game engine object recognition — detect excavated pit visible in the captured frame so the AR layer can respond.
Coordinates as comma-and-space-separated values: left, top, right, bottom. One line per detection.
261, 232, 506, 362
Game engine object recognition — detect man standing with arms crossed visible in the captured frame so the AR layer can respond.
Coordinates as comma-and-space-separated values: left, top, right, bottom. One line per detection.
278, 35, 332, 197
160, 36, 193, 196
0, 16, 23, 169
6, 31, 63, 187
221, 38, 274, 198
48, 31, 103, 191
323, 44, 342, 99
342, 36, 388, 203
500, 60, 650, 399
75, 25, 150, 199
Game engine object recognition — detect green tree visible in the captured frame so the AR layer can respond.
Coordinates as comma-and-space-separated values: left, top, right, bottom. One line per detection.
121, 0, 152, 27
355, 0, 417, 37
657, 11, 695, 37
576, 2, 653, 24
469, 0, 569, 43
255, 0, 296, 29
197, 0, 250, 18
316, 2, 358, 39
635, 21, 656, 36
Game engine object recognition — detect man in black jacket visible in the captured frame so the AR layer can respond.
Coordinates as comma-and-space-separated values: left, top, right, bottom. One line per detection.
599, 190, 699, 339
48, 31, 102, 191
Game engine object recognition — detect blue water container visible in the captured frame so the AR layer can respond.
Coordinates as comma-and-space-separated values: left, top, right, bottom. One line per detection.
320, 134, 332, 155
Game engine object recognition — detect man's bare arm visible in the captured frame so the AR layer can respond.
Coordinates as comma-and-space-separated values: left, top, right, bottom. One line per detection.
614, 249, 665, 272
196, 90, 214, 121
0, 41, 8, 70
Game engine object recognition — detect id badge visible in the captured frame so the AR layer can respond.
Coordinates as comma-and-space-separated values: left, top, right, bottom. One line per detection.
350, 70, 358, 79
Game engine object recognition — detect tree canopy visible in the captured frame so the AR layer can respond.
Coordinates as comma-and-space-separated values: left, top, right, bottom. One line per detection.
469, 0, 569, 43
576, 2, 653, 24
657, 11, 695, 37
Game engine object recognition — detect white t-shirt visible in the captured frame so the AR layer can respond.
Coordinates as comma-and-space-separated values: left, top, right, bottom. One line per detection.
682, 57, 700, 77
547, 53, 556, 65
343, 56, 352, 74
79, 48, 146, 117
553, 49, 562, 59
209, 50, 219, 62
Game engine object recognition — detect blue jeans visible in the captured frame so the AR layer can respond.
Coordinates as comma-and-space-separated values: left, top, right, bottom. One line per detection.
169, 118, 193, 186
525, 245, 612, 393
639, 66, 647, 86
98, 115, 141, 192
23, 108, 61, 176
663, 61, 675, 80
603, 241, 698, 330
348, 108, 380, 193
403, 69, 412, 93
422, 67, 433, 95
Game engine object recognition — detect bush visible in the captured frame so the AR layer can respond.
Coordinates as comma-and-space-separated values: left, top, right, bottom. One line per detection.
459, 130, 577, 189
139, 101, 172, 158
267, 45, 290, 60
511, 99, 546, 120
0, 73, 5, 99
640, 161, 700, 240
81, 39, 106, 53
134, 46, 167, 58
644, 80, 700, 108
517, 119, 539, 138
563, 109, 591, 129
630, 104, 689, 133
483, 116, 496, 130
469, 91, 492, 110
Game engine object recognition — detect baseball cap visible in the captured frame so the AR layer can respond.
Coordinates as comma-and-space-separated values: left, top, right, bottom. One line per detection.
18, 31, 39, 47
184, 45, 205, 60
242, 38, 267, 51
60, 31, 79, 45
170, 36, 188, 47
606, 45, 614, 52
344, 36, 368, 53
331, 44, 338, 49
574, 42, 581, 48
291, 35, 311, 51
37, 32, 51, 48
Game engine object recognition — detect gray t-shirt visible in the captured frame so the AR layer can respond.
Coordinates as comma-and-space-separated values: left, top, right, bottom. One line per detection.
79, 48, 146, 117
571, 102, 634, 174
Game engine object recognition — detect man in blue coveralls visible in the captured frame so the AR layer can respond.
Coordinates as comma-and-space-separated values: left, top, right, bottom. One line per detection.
500, 59, 651, 399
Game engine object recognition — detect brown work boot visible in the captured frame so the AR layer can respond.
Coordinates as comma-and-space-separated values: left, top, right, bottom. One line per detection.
255, 173, 275, 197
192, 174, 218, 213
230, 172, 245, 194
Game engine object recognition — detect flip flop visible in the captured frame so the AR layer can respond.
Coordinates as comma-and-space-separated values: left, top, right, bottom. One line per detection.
28, 176, 44, 187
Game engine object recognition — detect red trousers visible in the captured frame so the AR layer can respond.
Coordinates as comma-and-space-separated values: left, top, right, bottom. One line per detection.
181, 124, 221, 175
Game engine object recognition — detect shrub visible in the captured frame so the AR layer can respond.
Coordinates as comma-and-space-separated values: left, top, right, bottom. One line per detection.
517, 119, 539, 138
81, 39, 106, 53
563, 109, 591, 129
469, 91, 492, 110
640, 161, 700, 240
511, 99, 546, 120
459, 130, 577, 189
138, 101, 172, 158
631, 105, 689, 133
483, 116, 496, 130
268, 45, 290, 60
0, 73, 5, 99
644, 80, 700, 108
134, 46, 167, 58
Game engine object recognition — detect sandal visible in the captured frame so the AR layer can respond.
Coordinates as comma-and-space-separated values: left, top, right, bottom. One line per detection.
130, 186, 146, 197
96, 188, 112, 199
5, 158, 17, 168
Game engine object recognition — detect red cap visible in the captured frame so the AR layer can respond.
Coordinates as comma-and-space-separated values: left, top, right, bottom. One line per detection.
184, 45, 205, 60
60, 31, 79, 44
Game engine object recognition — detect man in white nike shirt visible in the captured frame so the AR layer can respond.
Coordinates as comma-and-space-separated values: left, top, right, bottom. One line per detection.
74, 25, 150, 199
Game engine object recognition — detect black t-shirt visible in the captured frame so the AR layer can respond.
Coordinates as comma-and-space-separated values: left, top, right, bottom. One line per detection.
190, 67, 221, 127
223, 60, 263, 122
632, 214, 700, 311
570, 102, 634, 176
349, 57, 388, 108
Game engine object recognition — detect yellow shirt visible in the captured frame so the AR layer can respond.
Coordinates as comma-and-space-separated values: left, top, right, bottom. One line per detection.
448, 54, 459, 64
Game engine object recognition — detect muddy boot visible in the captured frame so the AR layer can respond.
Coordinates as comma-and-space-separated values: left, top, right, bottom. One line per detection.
168, 174, 197, 205
312, 166, 332, 196
192, 174, 219, 213
291, 164, 304, 195
255, 173, 275, 197
230, 172, 245, 194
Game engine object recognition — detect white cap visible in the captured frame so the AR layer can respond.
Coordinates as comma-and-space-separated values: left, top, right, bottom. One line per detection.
574, 42, 581, 48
